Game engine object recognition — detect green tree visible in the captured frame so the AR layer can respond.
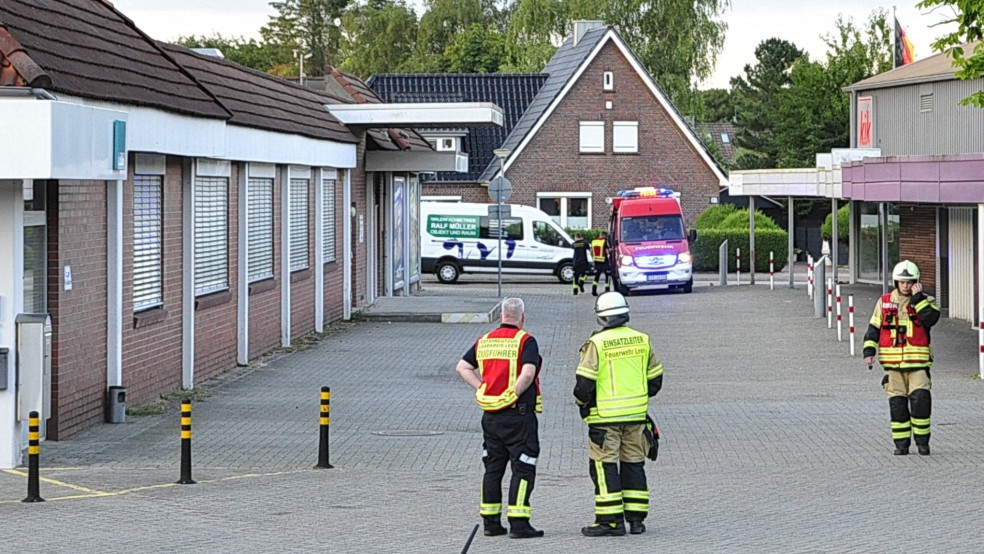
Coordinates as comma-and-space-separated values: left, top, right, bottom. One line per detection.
261, 0, 351, 77
918, 0, 984, 107
695, 88, 735, 123
339, 0, 418, 78
730, 38, 805, 169
771, 11, 891, 167
410, 0, 488, 72
504, 0, 565, 71
175, 34, 293, 73
445, 23, 509, 73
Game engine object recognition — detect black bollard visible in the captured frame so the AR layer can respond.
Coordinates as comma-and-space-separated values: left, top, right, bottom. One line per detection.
22, 411, 44, 503
177, 401, 196, 484
315, 386, 333, 468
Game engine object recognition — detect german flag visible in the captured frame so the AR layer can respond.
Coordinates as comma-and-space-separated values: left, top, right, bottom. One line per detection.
894, 17, 916, 68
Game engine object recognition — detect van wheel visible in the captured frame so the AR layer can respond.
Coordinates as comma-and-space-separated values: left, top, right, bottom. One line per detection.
557, 262, 574, 283
436, 261, 461, 284
617, 281, 630, 296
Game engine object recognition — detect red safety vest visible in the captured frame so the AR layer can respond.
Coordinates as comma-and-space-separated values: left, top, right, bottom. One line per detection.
474, 327, 535, 412
877, 292, 931, 370
591, 238, 606, 263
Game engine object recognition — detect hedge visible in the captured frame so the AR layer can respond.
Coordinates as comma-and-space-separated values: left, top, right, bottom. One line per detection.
692, 229, 790, 272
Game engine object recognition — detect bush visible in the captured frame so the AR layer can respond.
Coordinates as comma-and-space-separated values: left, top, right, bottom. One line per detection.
692, 229, 790, 272
692, 205, 788, 272
565, 227, 604, 243
821, 205, 850, 242
694, 203, 737, 229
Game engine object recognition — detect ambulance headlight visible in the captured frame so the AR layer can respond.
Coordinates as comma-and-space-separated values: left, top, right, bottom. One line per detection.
677, 252, 692, 264
619, 255, 634, 267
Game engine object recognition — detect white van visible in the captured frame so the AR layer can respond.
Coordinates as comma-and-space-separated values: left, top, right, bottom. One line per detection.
421, 202, 576, 283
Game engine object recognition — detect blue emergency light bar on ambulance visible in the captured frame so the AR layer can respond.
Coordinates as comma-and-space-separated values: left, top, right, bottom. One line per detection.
606, 187, 697, 294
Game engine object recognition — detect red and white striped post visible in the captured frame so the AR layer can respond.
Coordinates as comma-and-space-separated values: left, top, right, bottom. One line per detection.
736, 247, 741, 286
826, 277, 833, 329
769, 250, 774, 290
835, 284, 843, 341
807, 255, 814, 299
848, 294, 855, 356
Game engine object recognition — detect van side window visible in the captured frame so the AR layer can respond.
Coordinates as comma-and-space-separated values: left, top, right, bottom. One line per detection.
534, 221, 568, 247
481, 217, 523, 240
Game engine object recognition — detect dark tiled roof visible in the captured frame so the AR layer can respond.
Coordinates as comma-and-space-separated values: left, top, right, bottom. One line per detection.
162, 44, 357, 144
368, 73, 548, 182
0, 0, 228, 119
700, 122, 737, 164
328, 67, 432, 152
474, 28, 607, 182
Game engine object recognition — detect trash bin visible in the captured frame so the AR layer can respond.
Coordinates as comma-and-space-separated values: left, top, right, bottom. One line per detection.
107, 386, 126, 423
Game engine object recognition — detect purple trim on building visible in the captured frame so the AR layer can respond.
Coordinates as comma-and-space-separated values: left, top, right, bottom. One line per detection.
842, 153, 984, 204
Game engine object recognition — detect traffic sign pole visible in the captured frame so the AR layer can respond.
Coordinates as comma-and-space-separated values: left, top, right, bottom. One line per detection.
489, 174, 512, 299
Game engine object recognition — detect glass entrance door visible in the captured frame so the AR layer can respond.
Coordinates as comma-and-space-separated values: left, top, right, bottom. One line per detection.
23, 181, 46, 313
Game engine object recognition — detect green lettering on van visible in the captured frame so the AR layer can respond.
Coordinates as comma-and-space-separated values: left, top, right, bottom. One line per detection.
427, 215, 480, 238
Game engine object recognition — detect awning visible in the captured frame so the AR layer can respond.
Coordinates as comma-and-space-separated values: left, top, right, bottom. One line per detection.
327, 102, 505, 128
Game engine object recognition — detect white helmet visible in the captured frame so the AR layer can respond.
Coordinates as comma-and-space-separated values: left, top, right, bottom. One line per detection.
892, 260, 920, 282
595, 291, 629, 317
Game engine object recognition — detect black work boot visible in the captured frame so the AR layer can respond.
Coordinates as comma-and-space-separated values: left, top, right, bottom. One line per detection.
508, 521, 544, 539
573, 287, 579, 296
581, 521, 626, 537
916, 440, 931, 456
893, 439, 910, 455
628, 520, 646, 535
592, 285, 598, 296
484, 518, 507, 537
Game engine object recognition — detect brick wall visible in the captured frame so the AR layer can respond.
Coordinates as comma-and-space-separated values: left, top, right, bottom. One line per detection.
422, 183, 487, 203
194, 164, 240, 381
248, 169, 282, 357
122, 157, 184, 412
899, 205, 938, 297
507, 43, 720, 230
351, 136, 369, 308
47, 179, 109, 439
323, 170, 345, 324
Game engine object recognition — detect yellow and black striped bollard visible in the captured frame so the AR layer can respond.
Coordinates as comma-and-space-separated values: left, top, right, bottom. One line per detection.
22, 411, 44, 502
315, 386, 333, 468
177, 401, 196, 484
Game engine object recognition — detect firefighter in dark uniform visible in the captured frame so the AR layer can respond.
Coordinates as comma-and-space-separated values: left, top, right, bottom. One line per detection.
591, 231, 611, 297
863, 260, 940, 455
572, 233, 592, 295
574, 292, 663, 536
456, 297, 545, 539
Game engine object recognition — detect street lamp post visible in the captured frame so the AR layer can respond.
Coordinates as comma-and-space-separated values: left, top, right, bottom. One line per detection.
492, 148, 512, 299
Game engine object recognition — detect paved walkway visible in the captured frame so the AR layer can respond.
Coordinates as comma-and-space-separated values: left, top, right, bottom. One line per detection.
2, 278, 982, 553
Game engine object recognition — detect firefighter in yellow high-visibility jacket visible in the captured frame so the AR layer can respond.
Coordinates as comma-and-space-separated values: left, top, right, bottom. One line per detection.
574, 292, 663, 536
590, 232, 611, 296
863, 260, 940, 456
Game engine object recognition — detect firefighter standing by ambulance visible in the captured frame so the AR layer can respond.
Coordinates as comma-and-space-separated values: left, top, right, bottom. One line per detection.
456, 297, 545, 539
590, 231, 611, 297
574, 292, 663, 536
863, 260, 940, 455
571, 233, 592, 295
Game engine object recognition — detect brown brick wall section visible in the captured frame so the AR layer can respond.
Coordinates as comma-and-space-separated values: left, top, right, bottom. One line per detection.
122, 157, 184, 411
194, 164, 240, 381
899, 205, 938, 298
290, 176, 316, 339
351, 136, 369, 306
248, 169, 282, 357
508, 43, 720, 230
323, 170, 344, 324
422, 184, 487, 204
47, 180, 109, 439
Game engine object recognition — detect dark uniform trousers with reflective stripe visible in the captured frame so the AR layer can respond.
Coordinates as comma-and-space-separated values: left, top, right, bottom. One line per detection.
588, 424, 649, 524
480, 404, 539, 523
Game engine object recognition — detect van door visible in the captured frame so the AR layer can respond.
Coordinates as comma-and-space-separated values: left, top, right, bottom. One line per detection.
529, 220, 571, 268
478, 216, 523, 270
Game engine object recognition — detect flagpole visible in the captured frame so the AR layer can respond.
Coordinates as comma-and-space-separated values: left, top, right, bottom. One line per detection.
892, 5, 898, 68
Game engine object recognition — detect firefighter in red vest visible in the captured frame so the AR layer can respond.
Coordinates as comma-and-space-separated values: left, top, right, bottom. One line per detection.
590, 231, 611, 296
863, 260, 940, 455
456, 297, 544, 539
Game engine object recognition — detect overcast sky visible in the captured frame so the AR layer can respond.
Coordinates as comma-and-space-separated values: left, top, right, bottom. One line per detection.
113, 0, 957, 89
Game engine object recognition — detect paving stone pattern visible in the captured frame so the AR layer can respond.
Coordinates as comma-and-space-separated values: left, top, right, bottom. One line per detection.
2, 280, 983, 553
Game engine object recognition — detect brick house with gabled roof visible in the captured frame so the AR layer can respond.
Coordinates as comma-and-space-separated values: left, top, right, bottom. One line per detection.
0, 0, 492, 468
369, 22, 726, 232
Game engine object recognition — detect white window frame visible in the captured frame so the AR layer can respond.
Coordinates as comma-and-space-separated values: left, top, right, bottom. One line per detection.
194, 175, 229, 296
247, 176, 274, 282
290, 178, 310, 271
322, 176, 337, 263
133, 169, 164, 311
579, 121, 604, 153
603, 71, 614, 91
535, 192, 593, 229
613, 121, 639, 153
